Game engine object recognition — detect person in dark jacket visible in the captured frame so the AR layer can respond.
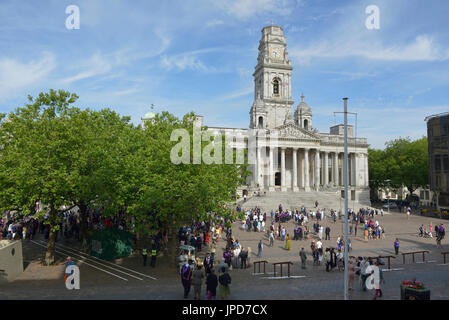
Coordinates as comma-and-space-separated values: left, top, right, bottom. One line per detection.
181, 260, 193, 299
206, 268, 218, 300
239, 247, 248, 269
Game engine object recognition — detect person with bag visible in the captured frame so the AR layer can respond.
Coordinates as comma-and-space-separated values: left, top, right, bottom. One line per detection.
181, 259, 193, 299
218, 267, 231, 300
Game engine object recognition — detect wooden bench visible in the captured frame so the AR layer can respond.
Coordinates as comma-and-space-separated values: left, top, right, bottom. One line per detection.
441, 252, 449, 264
273, 261, 293, 278
350, 255, 395, 270
253, 260, 269, 274
402, 251, 430, 264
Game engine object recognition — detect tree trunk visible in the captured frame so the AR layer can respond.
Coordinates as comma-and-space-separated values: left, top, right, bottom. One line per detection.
45, 225, 56, 266
79, 203, 88, 242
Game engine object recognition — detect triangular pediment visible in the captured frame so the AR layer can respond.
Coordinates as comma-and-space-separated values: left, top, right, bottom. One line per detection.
271, 123, 320, 140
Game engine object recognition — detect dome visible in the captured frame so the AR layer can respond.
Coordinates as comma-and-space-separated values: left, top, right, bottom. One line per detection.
142, 111, 156, 120
296, 94, 311, 114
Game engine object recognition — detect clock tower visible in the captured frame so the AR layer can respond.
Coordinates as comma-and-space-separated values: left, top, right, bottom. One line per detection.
250, 25, 293, 129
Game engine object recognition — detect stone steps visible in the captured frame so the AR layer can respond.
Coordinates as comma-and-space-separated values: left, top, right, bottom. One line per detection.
240, 190, 370, 213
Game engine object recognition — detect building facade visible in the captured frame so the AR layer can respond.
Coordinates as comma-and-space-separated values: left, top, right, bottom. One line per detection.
426, 112, 449, 209
142, 25, 371, 203
202, 25, 370, 203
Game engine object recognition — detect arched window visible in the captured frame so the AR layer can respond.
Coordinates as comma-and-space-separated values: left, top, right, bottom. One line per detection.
304, 119, 309, 130
258, 116, 264, 129
273, 78, 280, 95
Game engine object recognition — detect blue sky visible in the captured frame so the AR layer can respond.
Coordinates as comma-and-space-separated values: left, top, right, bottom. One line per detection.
1, 0, 448, 149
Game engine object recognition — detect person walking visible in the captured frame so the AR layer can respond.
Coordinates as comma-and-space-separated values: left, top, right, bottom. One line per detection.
192, 264, 205, 300
257, 240, 263, 257
269, 231, 274, 247
394, 238, 400, 255
218, 267, 231, 300
300, 247, 307, 269
181, 260, 193, 299
206, 268, 218, 300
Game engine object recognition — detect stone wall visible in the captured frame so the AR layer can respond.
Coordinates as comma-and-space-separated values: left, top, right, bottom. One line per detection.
0, 240, 24, 282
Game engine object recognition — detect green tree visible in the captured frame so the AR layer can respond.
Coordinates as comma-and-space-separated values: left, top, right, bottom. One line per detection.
368, 137, 429, 200
0, 90, 80, 265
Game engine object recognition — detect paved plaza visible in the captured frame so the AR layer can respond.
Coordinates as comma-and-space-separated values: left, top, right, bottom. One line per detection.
1, 208, 448, 300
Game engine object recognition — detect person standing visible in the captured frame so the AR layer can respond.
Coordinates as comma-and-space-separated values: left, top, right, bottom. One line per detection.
325, 226, 331, 240
142, 247, 148, 267
233, 246, 240, 269
218, 267, 231, 300
239, 247, 248, 269
181, 260, 193, 299
192, 264, 205, 300
206, 268, 218, 300
204, 253, 213, 275
394, 238, 400, 255
300, 248, 307, 269
257, 240, 263, 257
150, 246, 157, 268
285, 234, 291, 250
269, 231, 274, 247
373, 261, 385, 300
348, 259, 355, 290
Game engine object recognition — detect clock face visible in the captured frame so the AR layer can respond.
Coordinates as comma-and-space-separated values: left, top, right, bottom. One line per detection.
271, 47, 283, 59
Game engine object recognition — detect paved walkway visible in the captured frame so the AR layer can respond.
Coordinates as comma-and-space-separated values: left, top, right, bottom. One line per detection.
1, 210, 448, 300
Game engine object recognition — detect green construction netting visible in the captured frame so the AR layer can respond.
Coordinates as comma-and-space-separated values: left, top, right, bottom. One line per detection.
88, 228, 133, 261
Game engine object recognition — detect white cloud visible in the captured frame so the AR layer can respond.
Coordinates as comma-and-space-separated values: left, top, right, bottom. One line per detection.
113, 88, 140, 96
206, 19, 224, 27
215, 0, 300, 19
160, 48, 222, 72
62, 53, 112, 84
290, 34, 449, 65
0, 52, 56, 100
217, 88, 253, 101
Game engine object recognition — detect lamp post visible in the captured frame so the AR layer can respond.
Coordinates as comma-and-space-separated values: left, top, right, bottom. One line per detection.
343, 97, 349, 301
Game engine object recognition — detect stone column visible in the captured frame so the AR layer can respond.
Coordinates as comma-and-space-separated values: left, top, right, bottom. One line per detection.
292, 148, 298, 192
299, 150, 304, 189
333, 152, 339, 187
304, 148, 310, 191
269, 147, 275, 191
351, 153, 357, 187
257, 146, 263, 188
365, 153, 369, 187
324, 151, 329, 187
281, 147, 286, 192
315, 149, 320, 191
